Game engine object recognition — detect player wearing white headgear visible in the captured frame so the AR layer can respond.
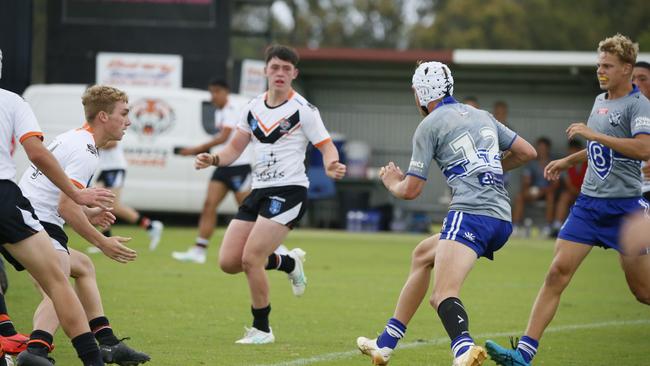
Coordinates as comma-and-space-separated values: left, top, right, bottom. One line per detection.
356, 61, 536, 366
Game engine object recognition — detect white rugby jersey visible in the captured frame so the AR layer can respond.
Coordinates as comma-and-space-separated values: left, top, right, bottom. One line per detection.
99, 141, 128, 171
237, 90, 331, 189
19, 125, 99, 227
216, 99, 251, 167
0, 88, 43, 180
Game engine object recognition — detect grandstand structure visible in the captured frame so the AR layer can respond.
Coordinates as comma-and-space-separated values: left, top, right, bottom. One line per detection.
293, 47, 650, 220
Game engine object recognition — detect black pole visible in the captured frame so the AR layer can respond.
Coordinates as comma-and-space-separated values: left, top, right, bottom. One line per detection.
0, 0, 33, 94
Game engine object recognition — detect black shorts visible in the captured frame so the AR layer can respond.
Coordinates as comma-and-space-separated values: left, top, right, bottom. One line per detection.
0, 180, 44, 271
0, 180, 43, 245
644, 191, 650, 202
41, 221, 69, 253
211, 165, 252, 192
96, 169, 126, 188
235, 185, 308, 228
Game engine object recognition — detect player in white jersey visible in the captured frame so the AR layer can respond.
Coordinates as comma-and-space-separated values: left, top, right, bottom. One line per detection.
0, 50, 116, 366
487, 34, 650, 366
15, 85, 149, 366
194, 45, 346, 344
633, 61, 650, 201
95, 140, 163, 251
172, 79, 253, 264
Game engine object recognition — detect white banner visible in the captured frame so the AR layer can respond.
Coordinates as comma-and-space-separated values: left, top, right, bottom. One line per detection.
239, 59, 266, 97
96, 52, 182, 88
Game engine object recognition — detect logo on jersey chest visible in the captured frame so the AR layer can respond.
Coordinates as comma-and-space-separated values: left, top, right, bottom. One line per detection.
588, 141, 613, 180
279, 119, 292, 134
249, 117, 259, 131
608, 111, 622, 126
597, 108, 609, 115
87, 144, 98, 156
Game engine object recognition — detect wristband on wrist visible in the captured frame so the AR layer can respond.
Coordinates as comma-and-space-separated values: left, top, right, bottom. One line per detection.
212, 154, 220, 166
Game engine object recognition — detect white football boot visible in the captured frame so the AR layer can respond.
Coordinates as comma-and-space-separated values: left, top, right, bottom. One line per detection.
235, 327, 275, 345
171, 246, 207, 264
287, 248, 307, 296
356, 337, 392, 365
147, 220, 164, 250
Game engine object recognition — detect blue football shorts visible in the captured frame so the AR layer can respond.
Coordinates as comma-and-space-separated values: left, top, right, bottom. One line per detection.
440, 210, 513, 260
558, 194, 650, 252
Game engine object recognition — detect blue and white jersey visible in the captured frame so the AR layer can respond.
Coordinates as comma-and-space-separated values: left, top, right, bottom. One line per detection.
581, 86, 650, 198
406, 97, 517, 221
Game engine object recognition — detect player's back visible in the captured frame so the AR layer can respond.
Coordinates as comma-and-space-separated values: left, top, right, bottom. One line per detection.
420, 102, 516, 221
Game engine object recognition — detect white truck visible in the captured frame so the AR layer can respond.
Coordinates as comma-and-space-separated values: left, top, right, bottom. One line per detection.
16, 84, 250, 214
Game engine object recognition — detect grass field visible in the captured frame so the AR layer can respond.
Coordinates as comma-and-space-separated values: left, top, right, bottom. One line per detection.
5, 226, 649, 365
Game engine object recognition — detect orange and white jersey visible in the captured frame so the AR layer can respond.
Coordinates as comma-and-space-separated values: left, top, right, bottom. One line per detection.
99, 141, 128, 171
216, 99, 252, 167
237, 90, 331, 189
19, 126, 98, 227
0, 88, 43, 180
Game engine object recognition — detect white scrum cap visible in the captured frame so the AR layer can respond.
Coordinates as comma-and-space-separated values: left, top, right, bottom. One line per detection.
412, 61, 454, 108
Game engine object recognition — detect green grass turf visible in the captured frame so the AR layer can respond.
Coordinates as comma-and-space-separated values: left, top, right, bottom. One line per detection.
5, 226, 649, 365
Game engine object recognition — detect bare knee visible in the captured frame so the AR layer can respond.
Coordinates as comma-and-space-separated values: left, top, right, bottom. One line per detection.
219, 257, 242, 274
628, 283, 650, 305
411, 237, 436, 268
202, 199, 219, 214
633, 291, 650, 305
544, 263, 573, 291
241, 253, 259, 273
70, 253, 96, 279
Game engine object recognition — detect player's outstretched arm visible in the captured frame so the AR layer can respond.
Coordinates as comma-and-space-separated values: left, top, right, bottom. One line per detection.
501, 136, 537, 172
179, 127, 233, 156
59, 193, 136, 264
544, 149, 587, 181
567, 123, 650, 161
22, 136, 115, 209
195, 129, 249, 169
317, 140, 346, 179
83, 206, 116, 230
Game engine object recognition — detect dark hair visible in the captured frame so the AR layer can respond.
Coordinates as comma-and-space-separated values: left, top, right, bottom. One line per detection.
494, 100, 508, 109
635, 61, 650, 70
265, 45, 299, 66
568, 139, 583, 149
536, 136, 552, 147
208, 78, 229, 89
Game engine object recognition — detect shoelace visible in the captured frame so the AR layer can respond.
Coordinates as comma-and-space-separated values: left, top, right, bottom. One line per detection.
509, 336, 519, 350
506, 337, 527, 366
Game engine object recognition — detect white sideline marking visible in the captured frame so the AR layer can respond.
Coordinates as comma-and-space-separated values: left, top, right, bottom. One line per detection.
254, 319, 650, 366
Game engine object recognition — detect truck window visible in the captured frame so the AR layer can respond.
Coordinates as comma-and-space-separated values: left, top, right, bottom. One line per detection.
201, 101, 219, 135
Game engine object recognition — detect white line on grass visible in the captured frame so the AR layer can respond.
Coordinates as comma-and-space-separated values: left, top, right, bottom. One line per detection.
254, 319, 650, 366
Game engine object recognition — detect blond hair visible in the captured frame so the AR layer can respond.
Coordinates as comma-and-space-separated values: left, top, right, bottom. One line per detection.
598, 34, 638, 65
81, 85, 129, 122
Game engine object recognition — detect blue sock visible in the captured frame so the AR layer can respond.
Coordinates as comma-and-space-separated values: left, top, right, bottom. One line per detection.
451, 334, 474, 358
376, 318, 406, 349
516, 336, 539, 363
